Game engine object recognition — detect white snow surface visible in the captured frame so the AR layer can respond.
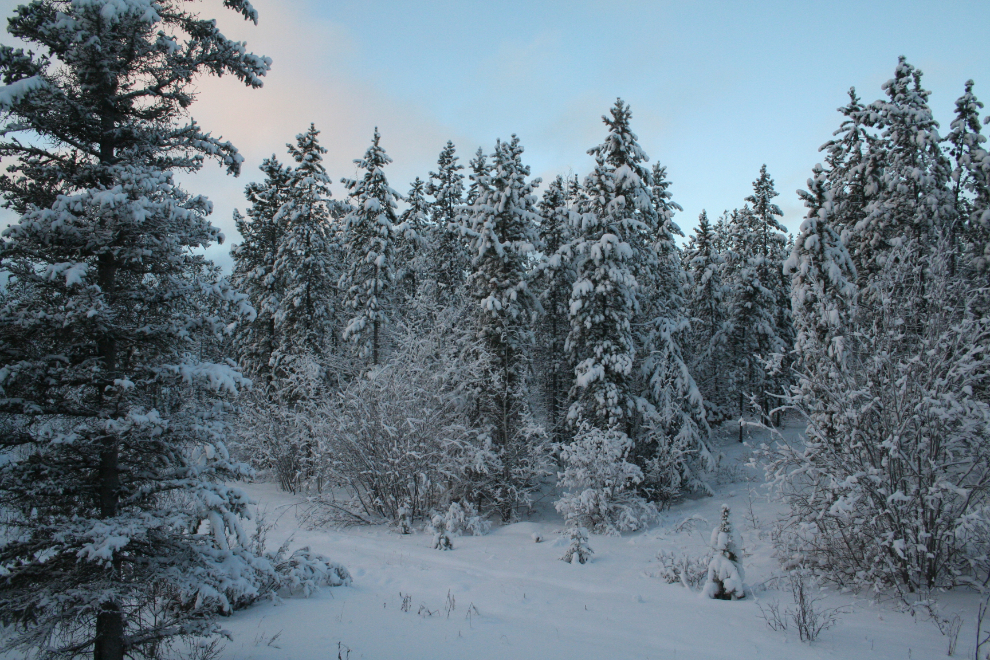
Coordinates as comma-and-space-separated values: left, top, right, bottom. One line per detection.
216, 426, 973, 660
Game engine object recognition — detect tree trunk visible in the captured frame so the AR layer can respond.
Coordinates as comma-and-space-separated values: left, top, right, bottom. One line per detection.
94, 603, 125, 660
738, 391, 744, 443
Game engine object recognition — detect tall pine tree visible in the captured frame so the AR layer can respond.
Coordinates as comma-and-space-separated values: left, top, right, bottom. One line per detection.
556, 100, 653, 532
0, 1, 270, 657
462, 136, 546, 520
341, 128, 401, 366
426, 140, 468, 302
536, 175, 575, 444
231, 156, 293, 386
684, 211, 730, 424
271, 124, 340, 392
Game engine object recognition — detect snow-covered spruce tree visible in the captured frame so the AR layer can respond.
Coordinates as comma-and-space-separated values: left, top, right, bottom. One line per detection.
786, 164, 859, 372
394, 177, 430, 303
466, 146, 490, 205
231, 156, 293, 386
556, 99, 654, 531
850, 58, 955, 283
684, 211, 731, 425
818, 88, 878, 270
946, 80, 990, 278
723, 175, 788, 440
237, 126, 340, 493
0, 1, 293, 657
426, 140, 468, 303
743, 164, 793, 421
565, 99, 645, 434
560, 526, 594, 565
703, 505, 745, 600
271, 124, 341, 389
430, 514, 454, 550
535, 175, 576, 445
636, 163, 713, 503
461, 135, 548, 521
340, 128, 401, 367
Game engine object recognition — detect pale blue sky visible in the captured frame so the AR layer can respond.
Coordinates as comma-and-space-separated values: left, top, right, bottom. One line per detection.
3, 0, 989, 269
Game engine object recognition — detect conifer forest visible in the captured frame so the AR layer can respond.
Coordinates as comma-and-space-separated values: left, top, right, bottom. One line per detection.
0, 1, 988, 659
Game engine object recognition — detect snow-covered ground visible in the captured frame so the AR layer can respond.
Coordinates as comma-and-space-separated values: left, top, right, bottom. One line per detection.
219, 426, 978, 660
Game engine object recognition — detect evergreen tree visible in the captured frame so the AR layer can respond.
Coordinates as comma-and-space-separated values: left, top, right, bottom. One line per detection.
395, 176, 430, 301
853, 57, 955, 280
340, 129, 401, 366
426, 140, 468, 301
565, 99, 647, 434
271, 124, 340, 389
558, 99, 655, 531
722, 166, 790, 435
787, 164, 859, 374
536, 175, 575, 444
462, 135, 547, 520
684, 211, 730, 424
819, 88, 877, 263
0, 1, 271, 657
946, 80, 990, 277
637, 164, 713, 501
703, 505, 745, 600
746, 165, 795, 422
466, 146, 490, 205
231, 156, 293, 385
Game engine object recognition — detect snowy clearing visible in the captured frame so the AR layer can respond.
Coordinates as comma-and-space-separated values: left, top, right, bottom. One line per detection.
218, 429, 973, 660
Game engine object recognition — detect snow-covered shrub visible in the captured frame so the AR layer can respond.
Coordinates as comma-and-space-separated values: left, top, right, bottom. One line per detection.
444, 500, 491, 537
272, 547, 352, 597
704, 505, 745, 600
231, 389, 326, 494
555, 424, 657, 534
655, 550, 709, 590
430, 514, 453, 551
224, 513, 351, 608
769, 239, 990, 593
759, 572, 843, 642
319, 314, 499, 524
560, 526, 594, 565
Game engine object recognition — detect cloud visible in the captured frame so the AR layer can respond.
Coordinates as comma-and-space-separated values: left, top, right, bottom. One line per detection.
183, 0, 469, 265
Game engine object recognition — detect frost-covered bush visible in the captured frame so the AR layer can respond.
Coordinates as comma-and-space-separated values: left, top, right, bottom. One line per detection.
555, 424, 657, 533
272, 547, 352, 597
656, 550, 710, 590
704, 505, 745, 600
444, 501, 491, 537
319, 315, 500, 524
231, 388, 326, 494
560, 526, 594, 565
231, 515, 351, 607
769, 240, 990, 593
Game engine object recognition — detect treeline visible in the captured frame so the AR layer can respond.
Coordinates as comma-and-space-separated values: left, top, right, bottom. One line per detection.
230, 57, 990, 595
228, 100, 799, 531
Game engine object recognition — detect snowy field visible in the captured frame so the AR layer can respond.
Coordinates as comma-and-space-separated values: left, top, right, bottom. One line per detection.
217, 425, 977, 660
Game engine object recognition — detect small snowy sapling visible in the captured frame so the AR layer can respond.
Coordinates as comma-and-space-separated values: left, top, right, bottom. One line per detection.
560, 526, 594, 565
704, 505, 745, 600
398, 499, 413, 534
431, 514, 454, 550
